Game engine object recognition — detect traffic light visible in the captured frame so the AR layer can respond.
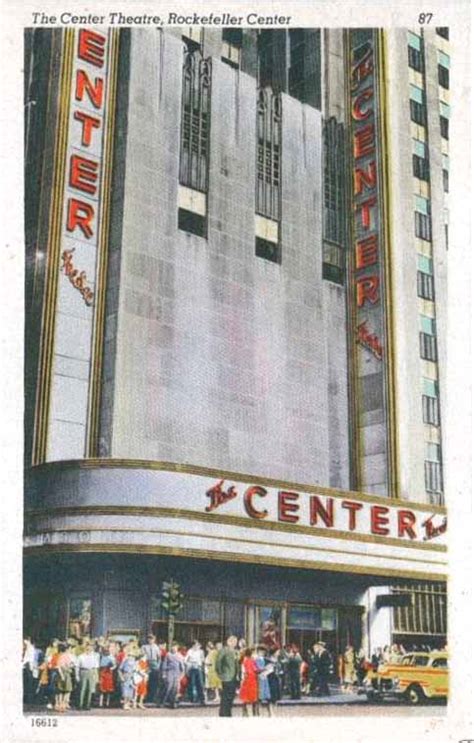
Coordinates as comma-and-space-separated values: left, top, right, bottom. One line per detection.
161, 579, 183, 616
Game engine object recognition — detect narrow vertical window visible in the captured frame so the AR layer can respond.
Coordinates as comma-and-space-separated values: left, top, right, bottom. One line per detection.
178, 49, 211, 237
255, 87, 282, 263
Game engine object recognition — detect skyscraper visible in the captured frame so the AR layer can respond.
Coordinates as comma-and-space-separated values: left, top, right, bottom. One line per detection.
24, 26, 447, 656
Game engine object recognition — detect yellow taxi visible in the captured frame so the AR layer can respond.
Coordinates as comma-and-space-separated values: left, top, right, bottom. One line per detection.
363, 651, 448, 705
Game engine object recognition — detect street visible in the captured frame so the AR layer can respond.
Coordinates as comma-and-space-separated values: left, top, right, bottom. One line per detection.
25, 695, 446, 718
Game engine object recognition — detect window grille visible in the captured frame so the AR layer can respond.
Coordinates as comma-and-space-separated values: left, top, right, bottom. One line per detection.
256, 87, 282, 221
179, 50, 212, 193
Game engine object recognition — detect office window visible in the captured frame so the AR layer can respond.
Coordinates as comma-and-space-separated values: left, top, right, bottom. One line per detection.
413, 154, 430, 181
322, 242, 344, 285
256, 87, 282, 221
436, 27, 449, 40
182, 27, 203, 52
288, 29, 322, 108
440, 115, 449, 139
410, 99, 426, 126
443, 169, 449, 193
417, 271, 435, 301
179, 50, 212, 193
420, 332, 437, 361
415, 211, 432, 241
425, 460, 443, 495
323, 117, 346, 247
178, 208, 206, 237
438, 64, 449, 89
422, 395, 440, 426
408, 45, 423, 72
222, 28, 242, 69
255, 236, 281, 264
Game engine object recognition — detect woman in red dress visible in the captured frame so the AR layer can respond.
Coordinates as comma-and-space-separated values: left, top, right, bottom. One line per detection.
239, 648, 259, 716
133, 655, 149, 709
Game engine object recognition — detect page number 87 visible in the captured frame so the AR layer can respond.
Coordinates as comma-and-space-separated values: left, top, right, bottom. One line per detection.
418, 13, 433, 24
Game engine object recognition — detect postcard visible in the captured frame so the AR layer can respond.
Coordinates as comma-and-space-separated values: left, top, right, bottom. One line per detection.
0, 1, 472, 741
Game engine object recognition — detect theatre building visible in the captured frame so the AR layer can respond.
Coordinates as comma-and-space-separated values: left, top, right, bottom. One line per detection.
24, 26, 448, 655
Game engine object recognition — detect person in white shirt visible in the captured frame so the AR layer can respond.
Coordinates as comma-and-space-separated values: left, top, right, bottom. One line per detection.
77, 642, 100, 710
22, 637, 37, 705
185, 640, 205, 705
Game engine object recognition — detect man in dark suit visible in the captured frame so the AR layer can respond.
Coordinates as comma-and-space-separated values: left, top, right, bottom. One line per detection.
315, 642, 332, 696
215, 635, 239, 717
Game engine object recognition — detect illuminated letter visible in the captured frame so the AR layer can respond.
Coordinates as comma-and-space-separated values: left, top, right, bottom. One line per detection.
354, 161, 377, 195
309, 496, 334, 528
69, 155, 99, 195
75, 69, 104, 109
278, 491, 300, 524
356, 275, 379, 307
355, 195, 377, 229
353, 124, 375, 159
244, 486, 268, 520
397, 510, 417, 540
73, 111, 101, 147
352, 88, 374, 120
355, 235, 378, 269
78, 29, 106, 68
371, 505, 390, 536
342, 500, 363, 531
66, 198, 95, 239
351, 47, 374, 90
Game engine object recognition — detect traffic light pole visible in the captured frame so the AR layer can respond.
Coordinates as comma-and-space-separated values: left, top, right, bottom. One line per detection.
168, 613, 175, 648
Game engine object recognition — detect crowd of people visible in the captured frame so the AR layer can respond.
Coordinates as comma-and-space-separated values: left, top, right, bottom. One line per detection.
22, 634, 437, 715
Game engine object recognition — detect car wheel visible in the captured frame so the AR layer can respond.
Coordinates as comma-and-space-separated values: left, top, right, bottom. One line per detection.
405, 684, 426, 705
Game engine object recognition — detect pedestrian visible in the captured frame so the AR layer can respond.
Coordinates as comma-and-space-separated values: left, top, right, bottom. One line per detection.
266, 648, 282, 715
205, 641, 222, 702
342, 645, 356, 691
301, 656, 310, 695
141, 634, 161, 704
177, 646, 189, 702
22, 637, 38, 705
118, 648, 138, 710
255, 646, 272, 715
77, 641, 100, 710
98, 644, 116, 708
185, 640, 205, 705
133, 653, 149, 709
155, 640, 168, 705
286, 646, 302, 700
55, 643, 75, 712
161, 643, 185, 709
215, 635, 240, 717
239, 647, 259, 717
314, 642, 331, 696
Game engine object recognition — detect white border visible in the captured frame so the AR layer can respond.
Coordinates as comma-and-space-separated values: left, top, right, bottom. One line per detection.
1, 1, 472, 742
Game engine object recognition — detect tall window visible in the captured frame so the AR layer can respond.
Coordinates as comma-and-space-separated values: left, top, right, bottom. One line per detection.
425, 460, 443, 497
408, 45, 423, 72
422, 395, 440, 425
419, 332, 437, 361
179, 50, 211, 193
410, 98, 426, 126
415, 211, 432, 241
417, 271, 435, 300
413, 154, 430, 180
440, 115, 449, 140
256, 87, 282, 221
438, 64, 449, 89
222, 28, 242, 69
322, 117, 346, 284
